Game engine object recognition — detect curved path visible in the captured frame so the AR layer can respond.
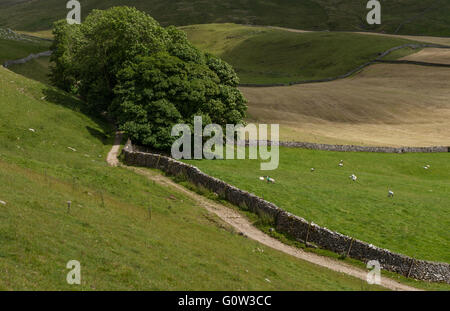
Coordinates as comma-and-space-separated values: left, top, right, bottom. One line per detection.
107, 132, 419, 291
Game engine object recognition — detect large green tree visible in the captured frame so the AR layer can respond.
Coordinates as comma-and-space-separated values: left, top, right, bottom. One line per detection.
50, 6, 246, 150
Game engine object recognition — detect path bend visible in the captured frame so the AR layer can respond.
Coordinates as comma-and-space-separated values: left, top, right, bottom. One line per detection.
107, 132, 420, 291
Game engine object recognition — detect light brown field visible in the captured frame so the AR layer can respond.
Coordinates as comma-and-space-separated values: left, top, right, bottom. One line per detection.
401, 48, 450, 64
240, 63, 450, 147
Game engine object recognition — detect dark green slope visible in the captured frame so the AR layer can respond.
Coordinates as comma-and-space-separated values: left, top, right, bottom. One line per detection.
0, 0, 449, 36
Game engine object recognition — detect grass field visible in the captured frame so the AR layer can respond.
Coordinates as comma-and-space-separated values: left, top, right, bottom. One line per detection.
0, 37, 50, 63
0, 0, 449, 36
0, 62, 389, 290
8, 55, 51, 84
182, 23, 420, 84
240, 62, 450, 147
184, 147, 450, 264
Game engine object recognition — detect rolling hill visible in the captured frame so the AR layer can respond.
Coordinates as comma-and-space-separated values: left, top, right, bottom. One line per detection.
6, 22, 450, 147
0, 0, 449, 36
2, 16, 449, 290
181, 23, 422, 84
0, 38, 388, 290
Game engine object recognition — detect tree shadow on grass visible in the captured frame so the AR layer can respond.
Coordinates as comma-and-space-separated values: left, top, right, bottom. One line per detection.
86, 126, 110, 145
42, 86, 114, 145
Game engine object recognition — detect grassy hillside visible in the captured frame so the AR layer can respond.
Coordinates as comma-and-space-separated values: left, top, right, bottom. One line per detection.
182, 23, 420, 84
185, 147, 450, 263
0, 0, 449, 36
0, 64, 388, 290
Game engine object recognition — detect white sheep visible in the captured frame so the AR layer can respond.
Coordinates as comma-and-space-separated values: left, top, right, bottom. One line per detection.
260, 176, 275, 183
349, 174, 357, 181
388, 190, 394, 197
311, 168, 315, 172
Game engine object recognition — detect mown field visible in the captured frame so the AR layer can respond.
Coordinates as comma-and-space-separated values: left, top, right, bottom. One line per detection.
184, 147, 450, 263
240, 62, 450, 147
182, 23, 420, 84
0, 57, 387, 290
1, 0, 449, 36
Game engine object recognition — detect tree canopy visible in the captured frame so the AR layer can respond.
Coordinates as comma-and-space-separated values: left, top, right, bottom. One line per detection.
50, 6, 247, 150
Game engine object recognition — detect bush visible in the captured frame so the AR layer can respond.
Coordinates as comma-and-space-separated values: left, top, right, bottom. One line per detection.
50, 6, 247, 151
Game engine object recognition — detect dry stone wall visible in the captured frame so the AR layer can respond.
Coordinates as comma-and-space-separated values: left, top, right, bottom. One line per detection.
122, 140, 450, 283
241, 140, 450, 153
2, 50, 52, 68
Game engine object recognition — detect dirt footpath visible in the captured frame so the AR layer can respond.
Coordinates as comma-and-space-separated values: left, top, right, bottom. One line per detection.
107, 133, 419, 291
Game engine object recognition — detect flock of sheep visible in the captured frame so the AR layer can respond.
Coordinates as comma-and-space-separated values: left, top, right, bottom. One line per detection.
259, 159, 433, 198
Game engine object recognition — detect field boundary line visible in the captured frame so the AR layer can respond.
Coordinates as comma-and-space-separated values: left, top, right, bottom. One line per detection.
240, 140, 450, 153
239, 44, 450, 87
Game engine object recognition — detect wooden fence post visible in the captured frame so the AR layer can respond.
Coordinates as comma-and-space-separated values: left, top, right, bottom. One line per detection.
345, 238, 354, 258
305, 221, 312, 247
156, 155, 161, 169
100, 191, 105, 208
407, 259, 415, 278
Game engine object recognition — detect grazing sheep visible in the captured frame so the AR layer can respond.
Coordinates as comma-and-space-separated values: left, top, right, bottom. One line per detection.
349, 174, 357, 181
67, 147, 77, 152
388, 190, 394, 197
28, 128, 35, 133
311, 168, 315, 172
339, 163, 344, 167
0, 200, 6, 205
260, 176, 275, 183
